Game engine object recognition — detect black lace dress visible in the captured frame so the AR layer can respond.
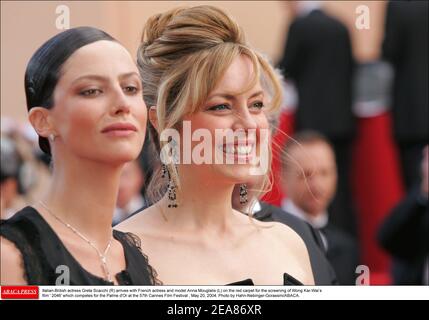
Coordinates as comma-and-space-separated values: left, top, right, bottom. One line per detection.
228, 273, 304, 285
0, 206, 160, 285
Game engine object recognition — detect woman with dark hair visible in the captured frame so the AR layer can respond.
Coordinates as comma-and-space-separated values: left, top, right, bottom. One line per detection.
0, 27, 159, 285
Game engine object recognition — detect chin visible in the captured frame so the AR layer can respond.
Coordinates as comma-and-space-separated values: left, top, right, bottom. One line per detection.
102, 150, 138, 165
215, 164, 256, 184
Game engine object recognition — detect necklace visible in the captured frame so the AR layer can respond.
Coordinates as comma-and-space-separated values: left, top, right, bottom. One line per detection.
39, 201, 113, 282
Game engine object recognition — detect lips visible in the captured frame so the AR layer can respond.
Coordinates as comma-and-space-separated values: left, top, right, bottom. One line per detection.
217, 141, 257, 158
101, 123, 137, 133
221, 144, 254, 155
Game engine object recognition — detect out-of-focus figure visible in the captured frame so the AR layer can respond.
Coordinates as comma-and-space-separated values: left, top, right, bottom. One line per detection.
113, 159, 147, 226
382, 0, 428, 191
378, 146, 429, 285
278, 1, 357, 237
280, 130, 360, 285
1, 136, 24, 219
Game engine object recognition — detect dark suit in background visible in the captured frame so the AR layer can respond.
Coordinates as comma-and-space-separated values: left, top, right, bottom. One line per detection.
278, 9, 357, 237
319, 223, 360, 285
382, 1, 429, 190
254, 202, 338, 285
378, 187, 429, 285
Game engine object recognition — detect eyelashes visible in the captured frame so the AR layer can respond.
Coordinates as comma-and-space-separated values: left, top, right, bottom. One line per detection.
79, 88, 102, 97
123, 86, 139, 94
79, 85, 141, 97
207, 101, 265, 112
208, 104, 231, 111
251, 101, 264, 109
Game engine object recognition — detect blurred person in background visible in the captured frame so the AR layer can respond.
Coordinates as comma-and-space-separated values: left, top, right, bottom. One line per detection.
277, 0, 357, 237
1, 135, 25, 220
1, 122, 41, 220
113, 136, 158, 226
113, 159, 147, 226
378, 146, 429, 285
280, 130, 360, 285
382, 0, 429, 191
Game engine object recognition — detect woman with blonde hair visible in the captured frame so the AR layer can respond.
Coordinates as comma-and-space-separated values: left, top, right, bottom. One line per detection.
118, 5, 315, 285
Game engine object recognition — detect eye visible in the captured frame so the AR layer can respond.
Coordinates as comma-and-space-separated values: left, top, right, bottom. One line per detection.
249, 101, 265, 110
207, 104, 231, 111
80, 88, 102, 97
123, 86, 139, 94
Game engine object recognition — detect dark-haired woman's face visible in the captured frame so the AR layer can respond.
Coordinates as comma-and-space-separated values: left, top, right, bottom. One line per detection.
49, 40, 147, 164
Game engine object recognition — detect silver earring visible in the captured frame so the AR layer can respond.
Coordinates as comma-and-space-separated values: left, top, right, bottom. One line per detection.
239, 184, 248, 204
167, 179, 178, 208
49, 134, 56, 142
162, 163, 178, 208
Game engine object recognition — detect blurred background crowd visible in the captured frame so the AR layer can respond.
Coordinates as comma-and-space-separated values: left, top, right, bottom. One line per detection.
1, 1, 428, 285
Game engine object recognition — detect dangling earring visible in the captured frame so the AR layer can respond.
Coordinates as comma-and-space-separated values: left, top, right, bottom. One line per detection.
49, 133, 57, 142
162, 163, 178, 208
167, 179, 178, 208
161, 163, 168, 178
239, 184, 248, 204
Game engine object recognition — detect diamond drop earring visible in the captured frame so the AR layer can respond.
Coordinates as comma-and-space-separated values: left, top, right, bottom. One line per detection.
239, 184, 248, 204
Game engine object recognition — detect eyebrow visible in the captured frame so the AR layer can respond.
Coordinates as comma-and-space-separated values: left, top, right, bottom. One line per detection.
207, 90, 264, 101
71, 72, 141, 85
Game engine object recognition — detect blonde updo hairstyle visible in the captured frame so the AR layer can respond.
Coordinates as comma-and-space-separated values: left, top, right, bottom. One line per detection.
137, 5, 282, 207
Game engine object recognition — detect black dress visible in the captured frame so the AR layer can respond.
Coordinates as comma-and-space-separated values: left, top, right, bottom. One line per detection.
228, 273, 303, 285
0, 206, 160, 285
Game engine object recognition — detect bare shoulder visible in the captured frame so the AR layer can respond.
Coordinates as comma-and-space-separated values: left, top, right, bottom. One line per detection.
0, 236, 27, 285
269, 221, 307, 251
236, 212, 306, 250
259, 221, 315, 285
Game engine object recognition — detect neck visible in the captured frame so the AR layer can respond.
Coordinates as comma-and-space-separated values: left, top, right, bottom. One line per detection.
41, 154, 123, 245
284, 199, 328, 228
161, 167, 237, 234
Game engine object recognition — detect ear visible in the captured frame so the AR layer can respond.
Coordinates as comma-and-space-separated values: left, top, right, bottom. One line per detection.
28, 107, 55, 138
148, 106, 159, 132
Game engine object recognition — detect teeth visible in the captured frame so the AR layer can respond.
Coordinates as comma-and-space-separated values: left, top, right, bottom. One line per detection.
221, 145, 253, 155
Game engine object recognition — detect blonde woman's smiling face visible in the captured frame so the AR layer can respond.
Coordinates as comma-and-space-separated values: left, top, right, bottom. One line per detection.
181, 55, 270, 184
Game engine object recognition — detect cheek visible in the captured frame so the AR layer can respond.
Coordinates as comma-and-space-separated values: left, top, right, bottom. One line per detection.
256, 113, 270, 129
193, 115, 230, 132
56, 99, 102, 145
131, 98, 148, 131
255, 114, 270, 141
185, 116, 231, 148
327, 176, 338, 194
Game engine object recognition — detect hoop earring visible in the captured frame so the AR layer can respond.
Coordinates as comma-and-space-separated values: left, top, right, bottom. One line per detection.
239, 184, 248, 204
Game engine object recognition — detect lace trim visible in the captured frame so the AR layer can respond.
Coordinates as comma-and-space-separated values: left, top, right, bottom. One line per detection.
1, 218, 54, 285
121, 232, 163, 285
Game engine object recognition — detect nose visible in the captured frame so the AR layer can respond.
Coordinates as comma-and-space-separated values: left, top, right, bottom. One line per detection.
110, 87, 131, 116
232, 107, 258, 132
